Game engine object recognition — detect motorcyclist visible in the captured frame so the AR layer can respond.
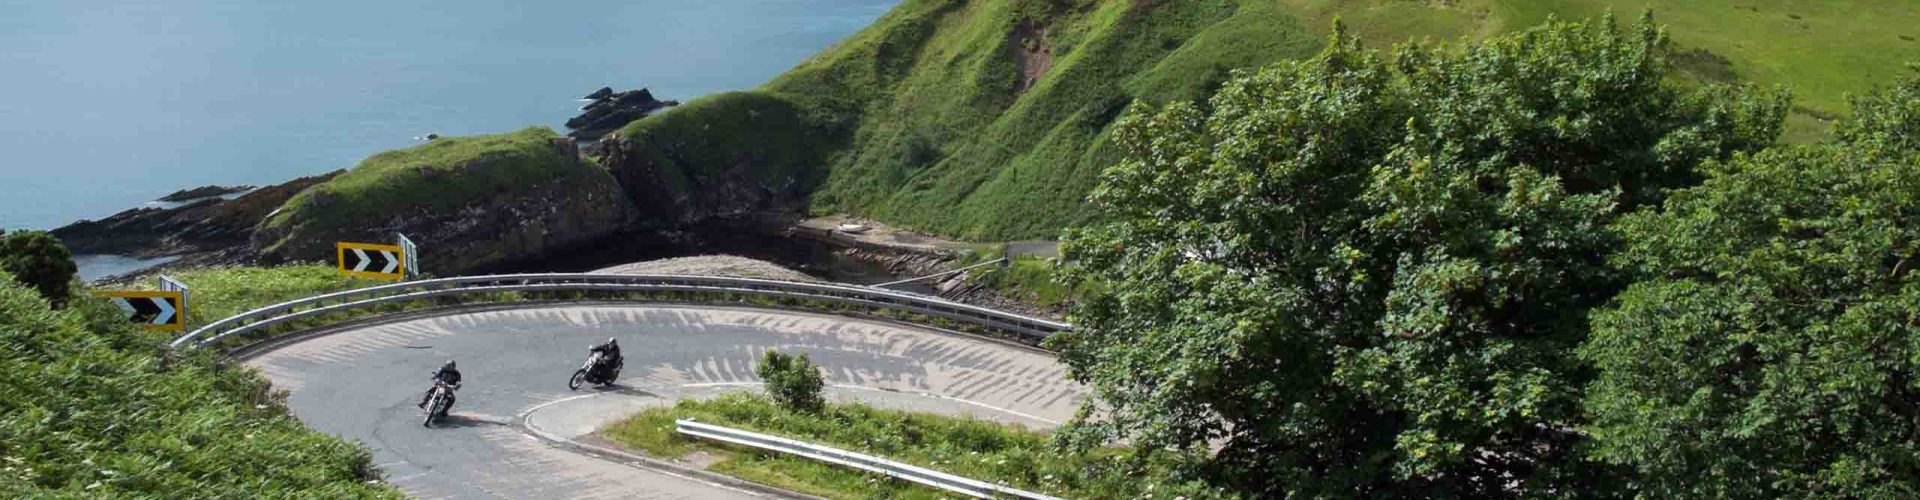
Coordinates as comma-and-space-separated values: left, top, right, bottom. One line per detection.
418, 360, 463, 410
588, 337, 622, 378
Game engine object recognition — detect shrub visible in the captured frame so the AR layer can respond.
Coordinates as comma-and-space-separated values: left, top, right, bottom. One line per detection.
0, 272, 396, 497
756, 350, 825, 413
0, 230, 78, 306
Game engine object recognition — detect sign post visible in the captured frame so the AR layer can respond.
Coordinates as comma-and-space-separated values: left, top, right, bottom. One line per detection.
98, 290, 185, 331
158, 274, 189, 327
396, 233, 420, 280
336, 241, 407, 281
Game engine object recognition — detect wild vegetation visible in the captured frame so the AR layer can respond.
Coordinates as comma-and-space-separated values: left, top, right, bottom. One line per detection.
610, 0, 1916, 241
0, 271, 396, 497
261, 127, 588, 242
602, 392, 1218, 499
754, 350, 827, 413
1051, 13, 1918, 498
0, 230, 78, 306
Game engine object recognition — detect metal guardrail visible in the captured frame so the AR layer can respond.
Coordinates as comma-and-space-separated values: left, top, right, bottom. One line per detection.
169, 273, 1070, 350
676, 419, 1064, 500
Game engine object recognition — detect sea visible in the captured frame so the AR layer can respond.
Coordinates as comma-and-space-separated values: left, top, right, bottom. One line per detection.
0, 0, 895, 235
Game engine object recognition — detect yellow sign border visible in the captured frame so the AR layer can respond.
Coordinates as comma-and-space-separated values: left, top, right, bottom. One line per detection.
336, 242, 408, 280
96, 290, 186, 331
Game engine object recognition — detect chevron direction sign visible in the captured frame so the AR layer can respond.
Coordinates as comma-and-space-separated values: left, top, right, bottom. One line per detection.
336, 241, 407, 280
98, 291, 185, 331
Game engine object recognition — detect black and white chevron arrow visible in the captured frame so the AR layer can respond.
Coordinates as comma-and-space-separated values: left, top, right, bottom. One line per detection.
345, 247, 402, 274
111, 296, 178, 325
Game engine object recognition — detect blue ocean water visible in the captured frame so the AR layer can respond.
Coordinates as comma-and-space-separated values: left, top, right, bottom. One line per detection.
0, 0, 894, 231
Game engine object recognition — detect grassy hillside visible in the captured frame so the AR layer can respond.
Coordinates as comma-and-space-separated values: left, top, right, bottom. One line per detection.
255, 127, 635, 272
257, 127, 617, 254
618, 0, 1916, 240
0, 273, 395, 497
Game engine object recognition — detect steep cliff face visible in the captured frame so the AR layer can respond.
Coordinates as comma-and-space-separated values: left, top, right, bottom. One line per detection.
598, 92, 834, 227
253, 128, 637, 275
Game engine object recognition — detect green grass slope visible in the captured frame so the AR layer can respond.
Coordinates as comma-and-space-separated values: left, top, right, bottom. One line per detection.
255, 127, 633, 270
619, 0, 1917, 240
0, 273, 395, 497
263, 127, 586, 238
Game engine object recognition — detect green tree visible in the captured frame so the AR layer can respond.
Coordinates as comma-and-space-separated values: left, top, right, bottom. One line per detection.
0, 230, 79, 306
1582, 78, 1920, 497
1052, 15, 1785, 496
1835, 65, 1920, 153
757, 350, 826, 413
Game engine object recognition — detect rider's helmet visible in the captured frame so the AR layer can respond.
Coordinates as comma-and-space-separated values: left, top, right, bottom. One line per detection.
607, 337, 617, 347
443, 360, 456, 370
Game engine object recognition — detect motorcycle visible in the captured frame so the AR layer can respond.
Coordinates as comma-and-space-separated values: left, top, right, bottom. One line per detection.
422, 381, 458, 427
568, 351, 621, 390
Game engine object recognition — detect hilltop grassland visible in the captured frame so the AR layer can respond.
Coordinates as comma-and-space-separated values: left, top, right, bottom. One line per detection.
607, 0, 1916, 241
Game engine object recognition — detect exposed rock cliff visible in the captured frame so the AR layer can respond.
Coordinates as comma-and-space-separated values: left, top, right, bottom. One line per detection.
252, 127, 638, 276
594, 92, 832, 228
53, 172, 340, 257
566, 87, 678, 140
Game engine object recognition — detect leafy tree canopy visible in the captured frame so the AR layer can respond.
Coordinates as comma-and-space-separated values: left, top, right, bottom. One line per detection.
1582, 75, 1920, 498
1053, 13, 1785, 496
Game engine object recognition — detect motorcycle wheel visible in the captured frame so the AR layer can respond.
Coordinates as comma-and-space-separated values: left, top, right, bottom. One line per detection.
423, 394, 442, 428
568, 369, 588, 391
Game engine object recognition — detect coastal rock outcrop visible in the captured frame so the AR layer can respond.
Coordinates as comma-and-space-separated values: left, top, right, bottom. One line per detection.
251, 127, 638, 276
157, 185, 253, 203
566, 87, 678, 140
52, 172, 340, 258
594, 91, 832, 228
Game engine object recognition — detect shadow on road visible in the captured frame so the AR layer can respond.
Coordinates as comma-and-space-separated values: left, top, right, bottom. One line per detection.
428, 413, 506, 429
584, 385, 662, 399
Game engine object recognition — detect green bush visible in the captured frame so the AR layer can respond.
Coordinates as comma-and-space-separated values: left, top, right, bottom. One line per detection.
755, 350, 825, 413
0, 272, 396, 497
0, 230, 78, 306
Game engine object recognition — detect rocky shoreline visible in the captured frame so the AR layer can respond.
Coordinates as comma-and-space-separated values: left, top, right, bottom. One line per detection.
51, 85, 1058, 319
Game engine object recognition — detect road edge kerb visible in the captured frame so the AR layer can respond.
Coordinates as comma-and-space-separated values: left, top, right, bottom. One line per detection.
516, 393, 824, 500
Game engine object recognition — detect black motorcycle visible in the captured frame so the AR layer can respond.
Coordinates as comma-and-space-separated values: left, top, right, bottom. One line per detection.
568, 350, 621, 390
422, 381, 458, 427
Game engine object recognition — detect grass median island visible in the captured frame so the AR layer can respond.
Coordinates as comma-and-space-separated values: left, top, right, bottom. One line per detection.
0, 272, 397, 497
600, 392, 1224, 499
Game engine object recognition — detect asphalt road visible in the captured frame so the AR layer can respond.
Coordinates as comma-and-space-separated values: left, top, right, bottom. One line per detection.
247, 304, 1085, 499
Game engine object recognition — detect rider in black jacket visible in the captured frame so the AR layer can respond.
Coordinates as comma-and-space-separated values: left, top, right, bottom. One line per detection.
588, 338, 622, 377
418, 360, 462, 409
